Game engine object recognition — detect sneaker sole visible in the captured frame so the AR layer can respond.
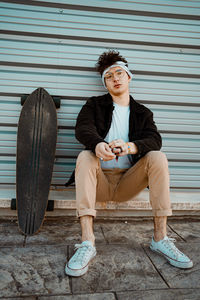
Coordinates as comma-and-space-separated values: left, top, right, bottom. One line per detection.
65, 264, 89, 277
65, 251, 96, 277
150, 246, 193, 269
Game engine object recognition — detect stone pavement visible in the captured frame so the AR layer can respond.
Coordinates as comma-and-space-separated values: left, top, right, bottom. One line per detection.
0, 216, 200, 299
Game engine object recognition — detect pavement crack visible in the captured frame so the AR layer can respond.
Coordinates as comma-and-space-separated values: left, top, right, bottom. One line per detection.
67, 245, 73, 294
10, 271, 22, 294
100, 225, 109, 244
167, 224, 186, 242
142, 245, 170, 288
23, 235, 27, 247
167, 267, 199, 282
114, 291, 119, 300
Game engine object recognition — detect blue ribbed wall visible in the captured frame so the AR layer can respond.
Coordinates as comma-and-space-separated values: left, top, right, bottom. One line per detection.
0, 0, 199, 190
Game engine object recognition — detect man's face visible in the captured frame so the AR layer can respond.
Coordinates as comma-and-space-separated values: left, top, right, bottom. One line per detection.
104, 66, 131, 96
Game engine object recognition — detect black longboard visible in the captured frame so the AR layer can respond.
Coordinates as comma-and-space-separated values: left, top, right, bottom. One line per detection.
16, 87, 57, 235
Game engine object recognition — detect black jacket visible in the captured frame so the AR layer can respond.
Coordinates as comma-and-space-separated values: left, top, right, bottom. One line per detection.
65, 93, 161, 186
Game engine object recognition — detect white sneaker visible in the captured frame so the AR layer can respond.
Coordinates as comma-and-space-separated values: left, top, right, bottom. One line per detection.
65, 240, 96, 277
150, 236, 193, 269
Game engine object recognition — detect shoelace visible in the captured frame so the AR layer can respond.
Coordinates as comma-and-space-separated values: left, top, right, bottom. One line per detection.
163, 237, 184, 258
71, 243, 92, 264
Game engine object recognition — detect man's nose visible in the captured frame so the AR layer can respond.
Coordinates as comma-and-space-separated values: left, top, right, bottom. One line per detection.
113, 74, 119, 81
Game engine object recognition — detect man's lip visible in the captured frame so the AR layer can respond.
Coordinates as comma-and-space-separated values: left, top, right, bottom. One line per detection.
114, 84, 121, 88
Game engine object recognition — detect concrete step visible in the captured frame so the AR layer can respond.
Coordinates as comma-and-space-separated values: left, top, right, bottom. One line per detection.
0, 188, 200, 217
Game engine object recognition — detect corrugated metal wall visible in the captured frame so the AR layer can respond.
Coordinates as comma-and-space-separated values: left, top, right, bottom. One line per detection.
0, 0, 200, 191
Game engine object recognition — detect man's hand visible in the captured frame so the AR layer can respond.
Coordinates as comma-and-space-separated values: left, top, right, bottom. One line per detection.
109, 139, 138, 156
95, 142, 116, 161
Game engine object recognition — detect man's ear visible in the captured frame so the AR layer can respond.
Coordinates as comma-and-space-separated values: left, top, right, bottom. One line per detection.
128, 74, 131, 83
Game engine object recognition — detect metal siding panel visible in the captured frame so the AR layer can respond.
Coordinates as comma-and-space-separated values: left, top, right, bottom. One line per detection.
0, 1, 199, 190
32, 0, 200, 15
1, 11, 200, 40
1, 7, 200, 46
1, 41, 200, 74
0, 68, 200, 104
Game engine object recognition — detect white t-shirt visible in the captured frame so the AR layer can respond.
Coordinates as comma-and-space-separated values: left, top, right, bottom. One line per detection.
100, 102, 132, 169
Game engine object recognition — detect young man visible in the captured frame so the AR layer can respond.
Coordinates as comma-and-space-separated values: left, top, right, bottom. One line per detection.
65, 50, 193, 277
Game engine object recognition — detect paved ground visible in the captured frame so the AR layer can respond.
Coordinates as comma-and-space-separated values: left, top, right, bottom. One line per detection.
0, 216, 200, 299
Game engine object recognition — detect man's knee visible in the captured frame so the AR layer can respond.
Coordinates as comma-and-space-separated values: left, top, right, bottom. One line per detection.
146, 151, 168, 168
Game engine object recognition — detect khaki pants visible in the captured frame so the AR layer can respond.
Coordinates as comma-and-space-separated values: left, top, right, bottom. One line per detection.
75, 150, 172, 218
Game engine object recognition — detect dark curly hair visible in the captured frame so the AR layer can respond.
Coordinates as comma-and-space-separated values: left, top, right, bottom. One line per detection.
96, 50, 128, 76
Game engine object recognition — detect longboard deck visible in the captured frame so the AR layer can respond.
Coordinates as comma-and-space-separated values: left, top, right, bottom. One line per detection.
17, 87, 57, 235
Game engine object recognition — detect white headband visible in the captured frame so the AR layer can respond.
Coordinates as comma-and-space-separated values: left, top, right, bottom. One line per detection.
102, 61, 133, 89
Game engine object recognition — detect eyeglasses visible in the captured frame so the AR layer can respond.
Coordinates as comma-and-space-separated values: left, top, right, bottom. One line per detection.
104, 69, 126, 81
